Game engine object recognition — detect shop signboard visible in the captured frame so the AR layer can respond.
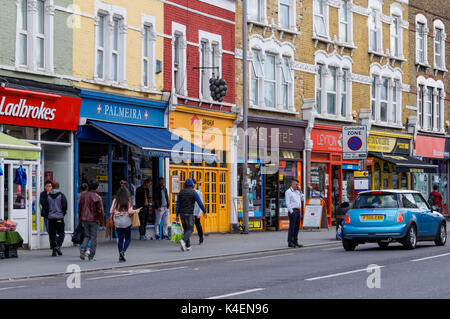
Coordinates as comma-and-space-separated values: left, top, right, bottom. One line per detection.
171, 175, 181, 194
342, 126, 367, 160
354, 178, 370, 191
367, 134, 410, 155
0, 87, 81, 131
302, 205, 323, 228
415, 135, 449, 159
311, 128, 342, 152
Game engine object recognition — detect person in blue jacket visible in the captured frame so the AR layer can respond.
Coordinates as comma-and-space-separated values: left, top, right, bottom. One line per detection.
176, 178, 206, 252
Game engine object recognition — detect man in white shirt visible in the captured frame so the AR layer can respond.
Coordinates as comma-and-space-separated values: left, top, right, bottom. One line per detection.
285, 179, 304, 248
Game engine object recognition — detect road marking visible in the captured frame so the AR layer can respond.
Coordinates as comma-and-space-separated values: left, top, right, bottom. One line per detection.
207, 288, 265, 299
411, 253, 450, 262
226, 253, 294, 263
305, 265, 384, 281
86, 266, 187, 281
0, 285, 27, 291
321, 246, 343, 251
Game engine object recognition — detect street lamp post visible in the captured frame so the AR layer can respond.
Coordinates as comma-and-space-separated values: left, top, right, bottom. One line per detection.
242, 0, 249, 234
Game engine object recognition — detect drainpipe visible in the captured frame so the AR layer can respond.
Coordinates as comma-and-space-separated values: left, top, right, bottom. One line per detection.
302, 98, 316, 201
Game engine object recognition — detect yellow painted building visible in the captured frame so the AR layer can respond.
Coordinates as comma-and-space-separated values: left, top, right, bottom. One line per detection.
72, 0, 165, 101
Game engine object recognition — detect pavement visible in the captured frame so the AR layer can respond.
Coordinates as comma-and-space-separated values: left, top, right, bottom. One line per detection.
0, 228, 337, 281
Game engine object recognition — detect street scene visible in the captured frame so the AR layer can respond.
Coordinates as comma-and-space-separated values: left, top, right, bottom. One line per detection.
0, 0, 449, 306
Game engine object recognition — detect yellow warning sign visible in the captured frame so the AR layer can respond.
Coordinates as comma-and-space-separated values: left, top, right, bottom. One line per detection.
354, 171, 369, 178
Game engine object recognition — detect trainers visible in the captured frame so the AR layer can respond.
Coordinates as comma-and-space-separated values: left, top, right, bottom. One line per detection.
186, 246, 192, 251
55, 246, 63, 256
155, 235, 160, 240
140, 235, 148, 241
88, 255, 95, 261
80, 249, 86, 260
119, 251, 126, 262
179, 239, 186, 252
164, 235, 170, 240
52, 249, 57, 257
199, 237, 204, 245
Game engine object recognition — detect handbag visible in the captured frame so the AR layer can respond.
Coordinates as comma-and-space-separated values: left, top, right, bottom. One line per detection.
72, 223, 84, 244
131, 213, 140, 227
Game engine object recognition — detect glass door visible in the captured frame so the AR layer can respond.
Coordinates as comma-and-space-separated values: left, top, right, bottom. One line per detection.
10, 164, 31, 244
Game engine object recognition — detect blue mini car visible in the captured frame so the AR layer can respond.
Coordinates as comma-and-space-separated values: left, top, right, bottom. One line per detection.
342, 190, 447, 251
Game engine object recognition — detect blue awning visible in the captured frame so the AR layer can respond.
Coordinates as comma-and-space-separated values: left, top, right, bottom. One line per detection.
88, 120, 217, 162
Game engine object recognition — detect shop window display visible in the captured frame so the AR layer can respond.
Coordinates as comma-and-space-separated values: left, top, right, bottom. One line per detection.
310, 163, 327, 199
237, 163, 262, 217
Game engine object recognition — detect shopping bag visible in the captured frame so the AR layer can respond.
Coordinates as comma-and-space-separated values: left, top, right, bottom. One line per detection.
131, 213, 140, 227
170, 222, 183, 243
72, 223, 84, 244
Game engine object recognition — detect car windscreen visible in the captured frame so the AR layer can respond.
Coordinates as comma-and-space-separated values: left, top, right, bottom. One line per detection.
354, 193, 399, 209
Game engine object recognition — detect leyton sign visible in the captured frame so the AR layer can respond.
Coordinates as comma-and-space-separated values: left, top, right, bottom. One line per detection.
0, 87, 81, 131
311, 128, 342, 152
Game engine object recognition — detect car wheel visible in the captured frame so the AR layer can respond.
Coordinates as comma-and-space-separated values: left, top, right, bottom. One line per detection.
378, 241, 389, 249
342, 238, 357, 251
434, 223, 447, 246
402, 225, 417, 250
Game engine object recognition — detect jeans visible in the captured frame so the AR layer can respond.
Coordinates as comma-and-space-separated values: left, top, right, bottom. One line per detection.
81, 221, 98, 257
155, 207, 170, 237
180, 214, 195, 248
194, 216, 204, 240
48, 219, 65, 249
139, 206, 149, 236
116, 227, 131, 253
288, 209, 301, 245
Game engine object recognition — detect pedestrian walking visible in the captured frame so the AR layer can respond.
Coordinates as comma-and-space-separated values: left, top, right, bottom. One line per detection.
154, 177, 170, 240
135, 179, 152, 240
110, 186, 141, 262
47, 181, 68, 257
39, 180, 53, 233
285, 179, 304, 248
429, 184, 444, 213
78, 179, 104, 261
175, 178, 206, 252
193, 179, 206, 245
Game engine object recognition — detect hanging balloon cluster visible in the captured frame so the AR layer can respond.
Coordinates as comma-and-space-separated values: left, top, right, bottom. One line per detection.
209, 77, 228, 103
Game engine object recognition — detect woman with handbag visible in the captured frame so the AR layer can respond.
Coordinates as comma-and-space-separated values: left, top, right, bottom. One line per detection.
110, 186, 141, 262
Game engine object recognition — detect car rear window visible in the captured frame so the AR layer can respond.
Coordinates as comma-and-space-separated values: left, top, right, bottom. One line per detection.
354, 193, 399, 209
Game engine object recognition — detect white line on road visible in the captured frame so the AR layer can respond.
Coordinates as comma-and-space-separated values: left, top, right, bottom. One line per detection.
411, 253, 450, 262
86, 266, 187, 281
207, 288, 265, 299
226, 253, 294, 263
0, 285, 27, 291
305, 265, 384, 281
321, 246, 343, 251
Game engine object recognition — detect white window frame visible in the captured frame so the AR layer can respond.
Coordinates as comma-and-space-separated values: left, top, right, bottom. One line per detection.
141, 14, 156, 90
368, 0, 382, 54
279, 0, 295, 31
313, 0, 329, 39
249, 37, 296, 114
15, 0, 54, 73
280, 56, 293, 110
248, 0, 266, 24
172, 22, 187, 96
339, 0, 353, 45
314, 50, 353, 121
370, 64, 403, 127
415, 14, 429, 66
263, 53, 277, 108
94, 1, 127, 85
433, 20, 446, 71
416, 76, 445, 132
198, 31, 222, 101
390, 3, 404, 59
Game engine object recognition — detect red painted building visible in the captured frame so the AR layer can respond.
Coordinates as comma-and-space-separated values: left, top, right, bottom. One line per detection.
164, 0, 236, 111
164, 0, 237, 233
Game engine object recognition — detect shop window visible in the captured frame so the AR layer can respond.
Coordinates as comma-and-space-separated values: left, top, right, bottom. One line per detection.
112, 144, 126, 161
392, 172, 399, 189
43, 144, 72, 231
311, 163, 327, 199
2, 125, 38, 140
401, 173, 408, 189
374, 162, 381, 190
40, 128, 70, 143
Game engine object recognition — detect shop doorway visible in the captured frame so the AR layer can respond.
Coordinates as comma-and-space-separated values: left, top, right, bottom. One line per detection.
264, 172, 278, 230
1, 161, 38, 246
331, 165, 341, 224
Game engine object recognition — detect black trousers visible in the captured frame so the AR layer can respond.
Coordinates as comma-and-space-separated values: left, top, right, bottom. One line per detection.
48, 218, 65, 249
288, 209, 301, 245
139, 206, 149, 236
194, 216, 204, 239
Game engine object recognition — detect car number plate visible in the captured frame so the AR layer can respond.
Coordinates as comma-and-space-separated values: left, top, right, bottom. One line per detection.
362, 215, 384, 221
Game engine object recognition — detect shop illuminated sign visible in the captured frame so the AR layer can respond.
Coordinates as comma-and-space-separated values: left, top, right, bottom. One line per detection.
0, 97, 56, 121
0, 87, 81, 131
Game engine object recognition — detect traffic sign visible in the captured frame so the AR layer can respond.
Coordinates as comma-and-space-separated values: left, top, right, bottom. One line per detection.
343, 126, 367, 160
354, 170, 369, 178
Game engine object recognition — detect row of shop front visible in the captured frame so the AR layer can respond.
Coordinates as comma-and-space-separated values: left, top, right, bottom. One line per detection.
1, 81, 449, 249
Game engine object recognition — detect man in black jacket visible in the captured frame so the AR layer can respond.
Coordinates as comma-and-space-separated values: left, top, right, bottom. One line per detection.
154, 177, 170, 240
47, 181, 68, 257
39, 180, 53, 232
176, 178, 206, 252
135, 179, 152, 240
